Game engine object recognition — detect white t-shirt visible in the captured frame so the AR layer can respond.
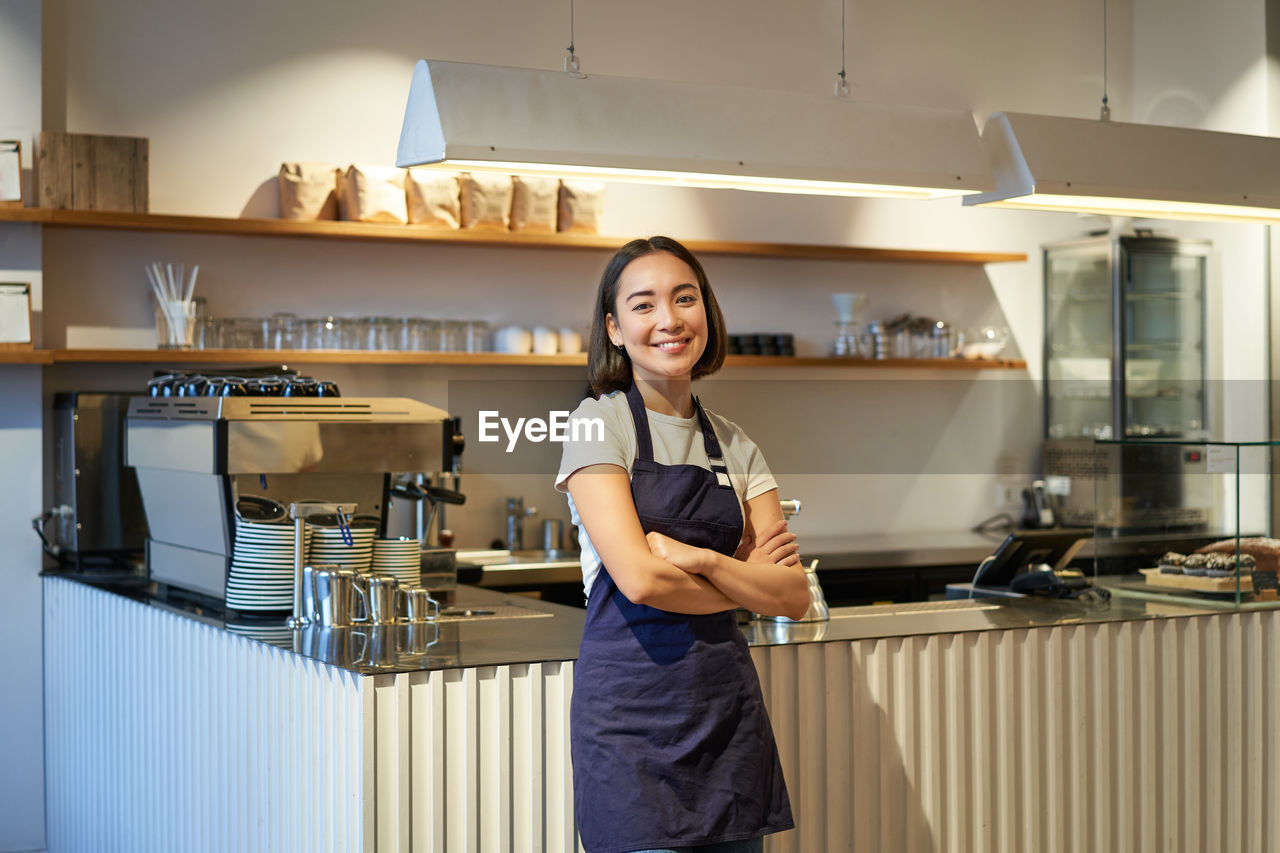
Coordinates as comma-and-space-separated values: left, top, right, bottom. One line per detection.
554, 390, 778, 599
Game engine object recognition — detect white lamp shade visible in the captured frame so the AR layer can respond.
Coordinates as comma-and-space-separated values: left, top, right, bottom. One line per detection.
396, 60, 993, 199
964, 111, 1280, 223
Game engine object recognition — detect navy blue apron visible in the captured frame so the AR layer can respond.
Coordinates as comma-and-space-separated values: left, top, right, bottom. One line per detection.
571, 383, 793, 853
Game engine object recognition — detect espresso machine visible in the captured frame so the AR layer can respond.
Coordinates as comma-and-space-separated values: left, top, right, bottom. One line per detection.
125, 396, 462, 604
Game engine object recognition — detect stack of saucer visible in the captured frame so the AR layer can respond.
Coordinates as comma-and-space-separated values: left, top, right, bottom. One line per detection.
307, 524, 376, 572
372, 537, 422, 588
227, 519, 304, 612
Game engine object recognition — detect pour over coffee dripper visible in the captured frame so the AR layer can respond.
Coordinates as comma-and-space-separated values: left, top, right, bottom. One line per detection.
830, 292, 869, 357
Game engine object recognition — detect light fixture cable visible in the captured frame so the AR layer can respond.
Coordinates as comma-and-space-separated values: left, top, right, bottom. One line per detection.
834, 0, 849, 97
1100, 0, 1110, 120
565, 0, 586, 77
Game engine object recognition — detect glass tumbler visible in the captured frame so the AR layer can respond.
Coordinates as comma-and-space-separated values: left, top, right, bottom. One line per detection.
466, 320, 491, 353
320, 316, 345, 349
154, 300, 198, 349
421, 319, 443, 351
387, 317, 412, 351
266, 312, 298, 349
403, 318, 431, 351
197, 314, 221, 350
297, 318, 325, 350
370, 317, 396, 351
189, 298, 209, 349
441, 320, 467, 352
338, 318, 362, 349
227, 317, 265, 349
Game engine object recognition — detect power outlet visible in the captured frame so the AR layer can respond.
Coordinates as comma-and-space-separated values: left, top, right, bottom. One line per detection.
995, 484, 1020, 508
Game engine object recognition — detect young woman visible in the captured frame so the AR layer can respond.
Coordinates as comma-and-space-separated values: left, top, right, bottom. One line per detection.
555, 236, 810, 853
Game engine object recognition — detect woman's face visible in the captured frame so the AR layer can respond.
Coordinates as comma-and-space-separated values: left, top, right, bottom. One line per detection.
606, 251, 708, 385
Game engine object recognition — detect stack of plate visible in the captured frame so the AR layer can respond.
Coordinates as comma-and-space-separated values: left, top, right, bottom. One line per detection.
307, 524, 377, 572
227, 519, 304, 612
372, 537, 422, 588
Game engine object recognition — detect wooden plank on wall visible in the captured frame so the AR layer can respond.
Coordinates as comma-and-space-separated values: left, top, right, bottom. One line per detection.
37, 131, 72, 209
38, 131, 148, 212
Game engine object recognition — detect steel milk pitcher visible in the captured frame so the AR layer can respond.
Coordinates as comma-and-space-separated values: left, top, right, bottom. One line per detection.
358, 574, 400, 625
313, 567, 367, 628
401, 587, 440, 622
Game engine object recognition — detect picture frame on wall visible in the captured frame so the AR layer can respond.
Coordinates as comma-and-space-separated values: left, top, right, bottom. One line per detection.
0, 283, 34, 350
0, 140, 22, 206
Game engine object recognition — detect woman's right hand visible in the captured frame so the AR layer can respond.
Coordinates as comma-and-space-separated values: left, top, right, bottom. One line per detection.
735, 519, 801, 567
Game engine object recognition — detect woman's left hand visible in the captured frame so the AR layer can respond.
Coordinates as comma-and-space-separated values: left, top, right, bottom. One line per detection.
646, 531, 709, 575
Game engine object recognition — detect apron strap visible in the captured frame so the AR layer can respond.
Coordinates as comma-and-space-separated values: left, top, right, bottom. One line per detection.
625, 383, 732, 487
693, 396, 733, 486
624, 382, 655, 461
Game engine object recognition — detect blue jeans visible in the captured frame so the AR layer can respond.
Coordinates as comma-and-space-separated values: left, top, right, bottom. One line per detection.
631, 839, 764, 853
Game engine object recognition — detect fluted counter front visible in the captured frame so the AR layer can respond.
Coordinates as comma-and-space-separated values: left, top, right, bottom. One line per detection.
42, 575, 1280, 852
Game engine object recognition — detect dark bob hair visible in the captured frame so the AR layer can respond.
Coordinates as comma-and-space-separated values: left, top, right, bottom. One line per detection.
586, 236, 728, 396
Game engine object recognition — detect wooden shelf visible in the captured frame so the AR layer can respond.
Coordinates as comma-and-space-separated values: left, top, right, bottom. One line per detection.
49, 348, 587, 366
37, 348, 1026, 370
725, 355, 1027, 370
0, 207, 1027, 265
0, 349, 53, 364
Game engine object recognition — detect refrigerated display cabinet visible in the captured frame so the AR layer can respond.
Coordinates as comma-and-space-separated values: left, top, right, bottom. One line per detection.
1042, 235, 1211, 530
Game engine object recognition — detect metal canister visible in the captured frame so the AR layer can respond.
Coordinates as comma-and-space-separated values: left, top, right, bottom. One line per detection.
542, 518, 564, 553
866, 322, 886, 359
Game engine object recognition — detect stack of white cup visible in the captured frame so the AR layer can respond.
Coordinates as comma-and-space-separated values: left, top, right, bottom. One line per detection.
494, 325, 583, 355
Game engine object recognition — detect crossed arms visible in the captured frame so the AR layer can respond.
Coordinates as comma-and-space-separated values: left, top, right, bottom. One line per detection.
565, 463, 810, 620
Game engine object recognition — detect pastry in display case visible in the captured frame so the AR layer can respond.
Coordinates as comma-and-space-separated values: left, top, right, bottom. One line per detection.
1091, 439, 1278, 606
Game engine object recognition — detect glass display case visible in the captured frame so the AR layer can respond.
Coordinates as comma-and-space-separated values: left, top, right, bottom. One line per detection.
1092, 439, 1276, 607
1042, 235, 1211, 528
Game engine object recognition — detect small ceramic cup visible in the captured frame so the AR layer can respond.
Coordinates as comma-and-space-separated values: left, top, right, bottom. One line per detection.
495, 325, 532, 354
532, 326, 559, 355
557, 327, 583, 354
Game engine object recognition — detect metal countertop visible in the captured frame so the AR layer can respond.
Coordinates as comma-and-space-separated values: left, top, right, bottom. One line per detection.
47, 573, 1241, 677
463, 532, 1009, 588
801, 530, 1008, 569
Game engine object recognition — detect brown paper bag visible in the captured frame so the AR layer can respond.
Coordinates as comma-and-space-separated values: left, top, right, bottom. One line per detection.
278, 162, 339, 220
460, 173, 513, 231
557, 180, 605, 234
406, 169, 462, 229
509, 176, 560, 233
338, 164, 408, 223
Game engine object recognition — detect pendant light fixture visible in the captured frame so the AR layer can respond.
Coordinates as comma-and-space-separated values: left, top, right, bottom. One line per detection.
395, 2, 992, 199
964, 1, 1280, 223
